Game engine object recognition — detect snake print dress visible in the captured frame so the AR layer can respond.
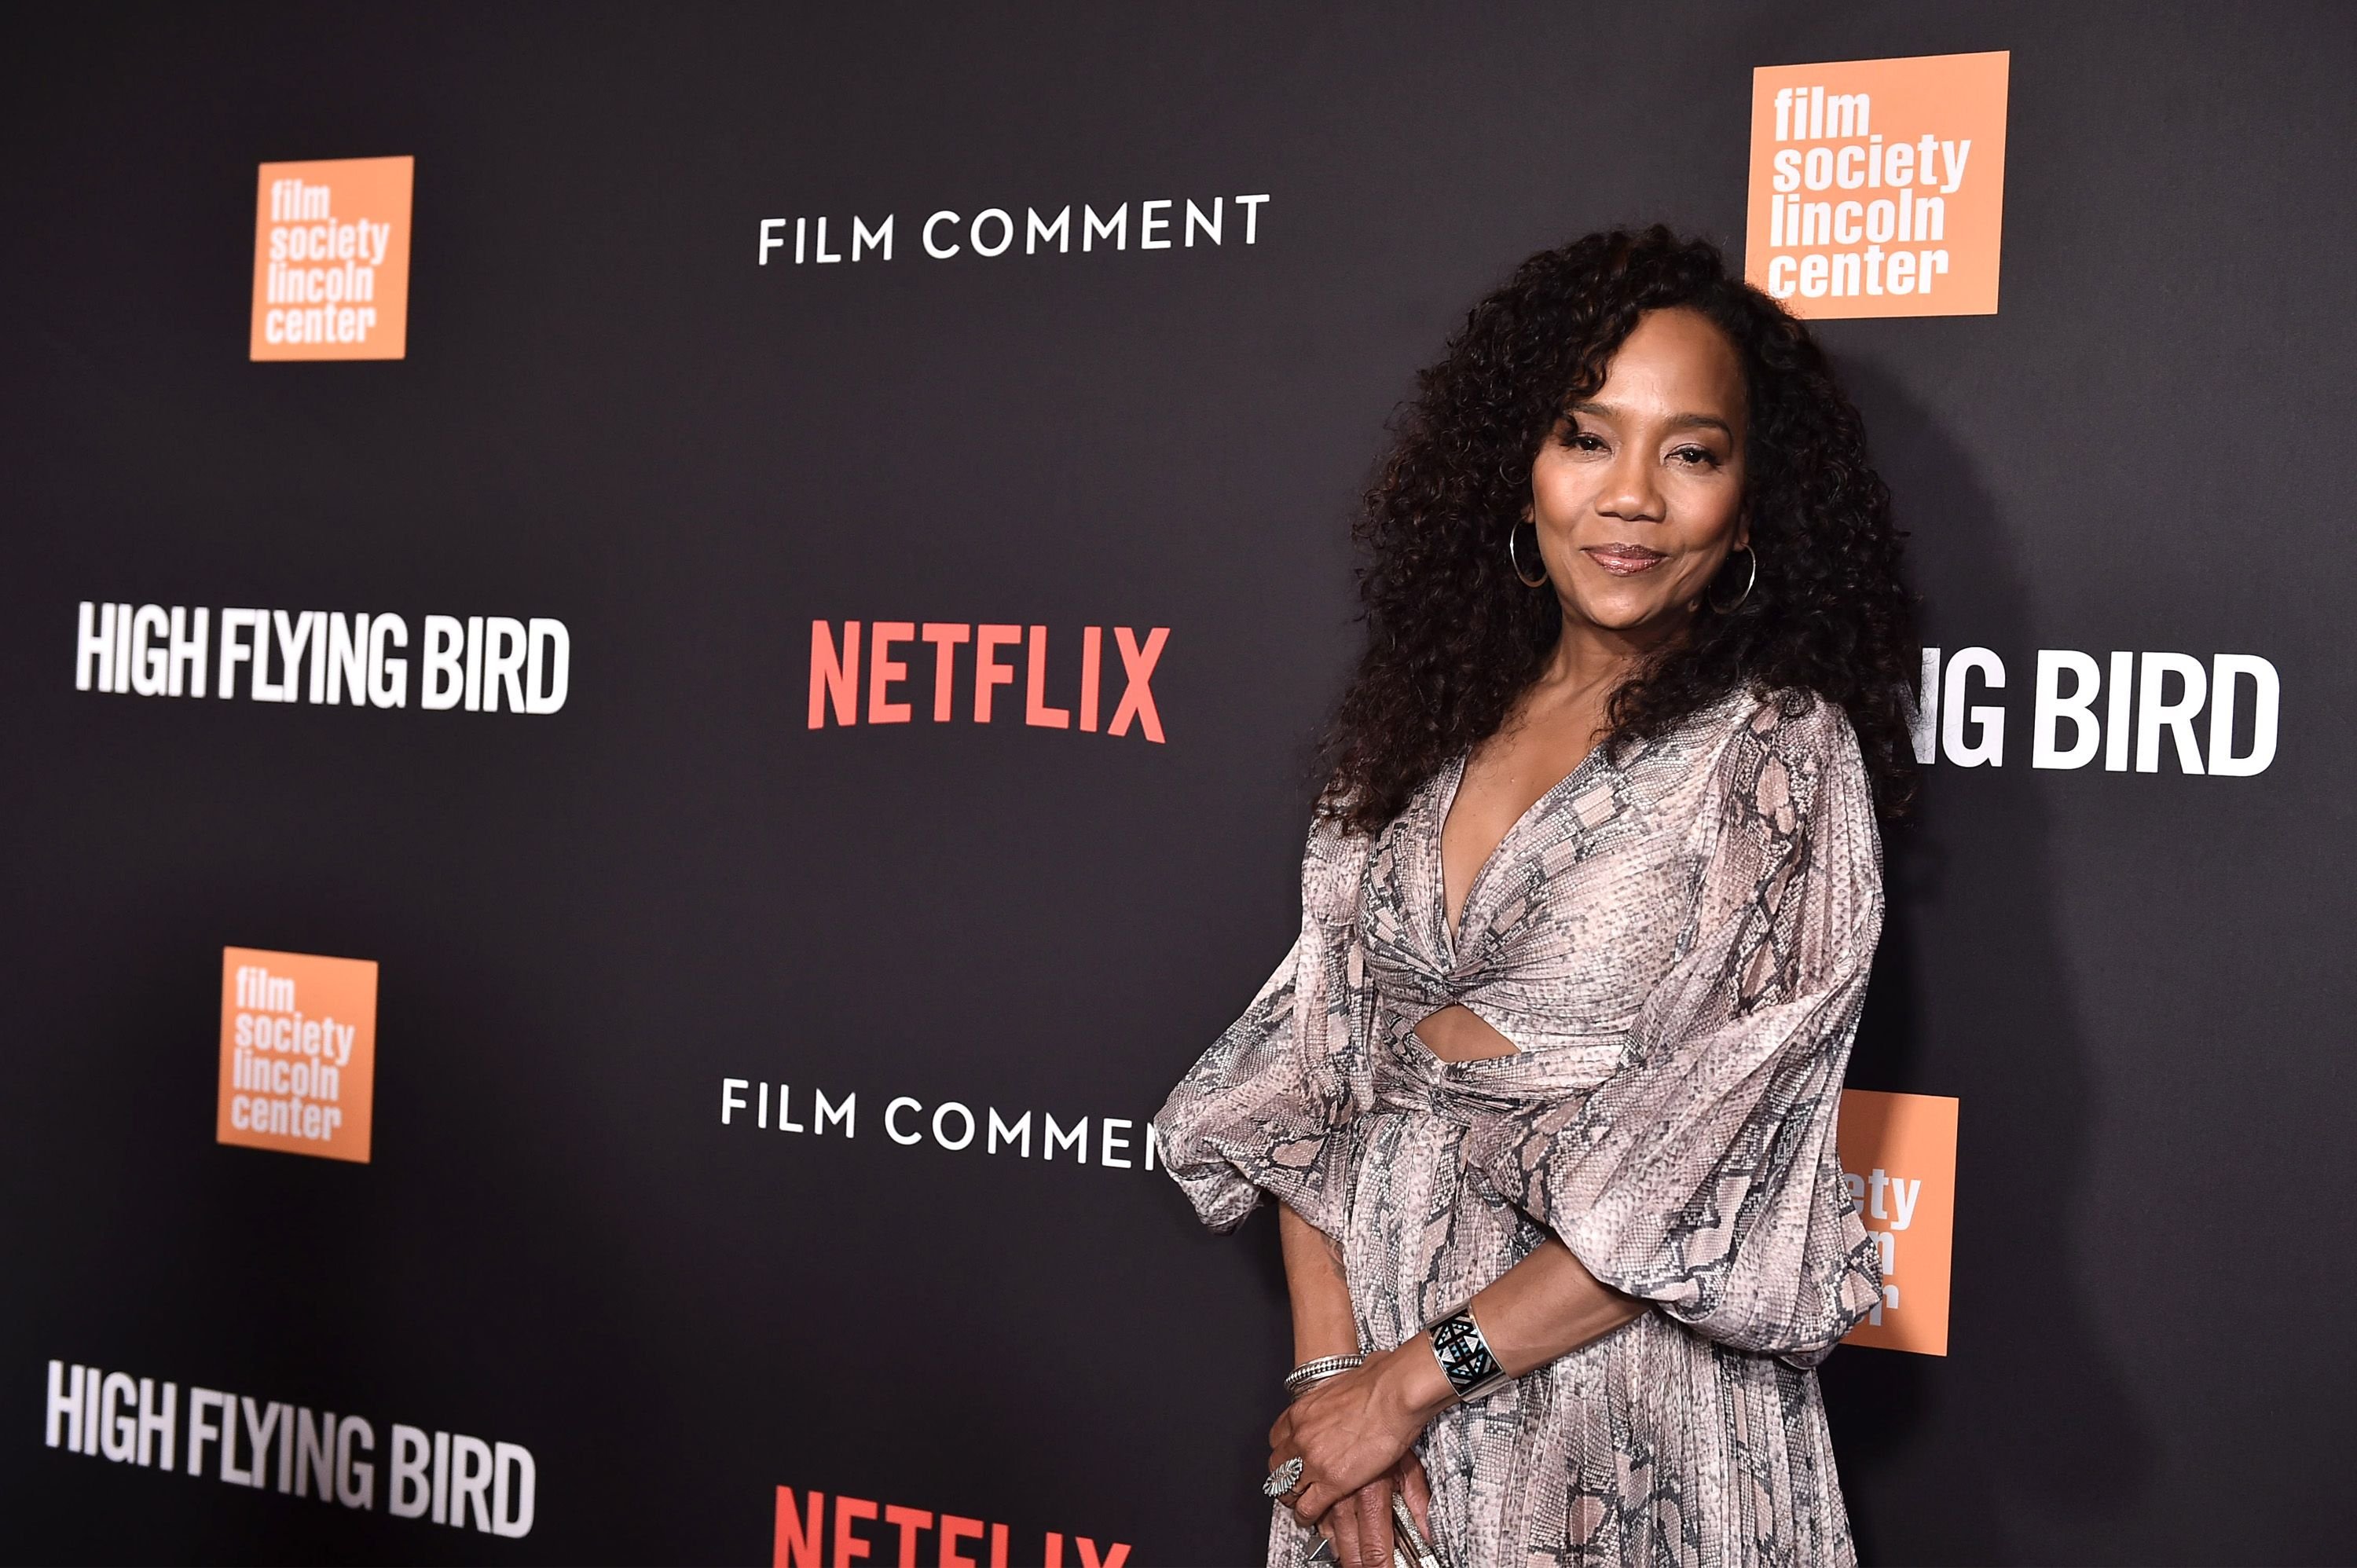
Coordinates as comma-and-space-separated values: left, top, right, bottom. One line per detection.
1154, 689, 1885, 1567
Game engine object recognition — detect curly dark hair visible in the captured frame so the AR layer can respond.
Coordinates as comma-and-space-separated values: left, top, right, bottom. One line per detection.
1319, 225, 1918, 833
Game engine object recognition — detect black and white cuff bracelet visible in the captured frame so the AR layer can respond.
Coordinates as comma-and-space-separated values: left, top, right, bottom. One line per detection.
1427, 1303, 1511, 1402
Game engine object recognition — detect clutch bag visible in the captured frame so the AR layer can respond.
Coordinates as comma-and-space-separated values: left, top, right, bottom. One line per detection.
1301, 1494, 1447, 1568
1389, 1491, 1446, 1568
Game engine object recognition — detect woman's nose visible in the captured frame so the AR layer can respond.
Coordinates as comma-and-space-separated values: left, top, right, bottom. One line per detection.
1596, 451, 1666, 523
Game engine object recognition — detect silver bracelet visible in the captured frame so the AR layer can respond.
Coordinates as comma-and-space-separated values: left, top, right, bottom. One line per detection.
1426, 1302, 1511, 1403
1283, 1353, 1365, 1398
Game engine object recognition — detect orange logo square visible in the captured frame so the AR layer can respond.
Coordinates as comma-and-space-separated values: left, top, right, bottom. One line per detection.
217, 947, 378, 1163
1837, 1089, 1959, 1354
249, 156, 414, 360
1746, 52, 2008, 318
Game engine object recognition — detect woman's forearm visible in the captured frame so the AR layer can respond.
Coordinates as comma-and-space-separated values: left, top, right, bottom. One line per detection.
1464, 1237, 1647, 1374
1278, 1202, 1361, 1362
1369, 1237, 1648, 1425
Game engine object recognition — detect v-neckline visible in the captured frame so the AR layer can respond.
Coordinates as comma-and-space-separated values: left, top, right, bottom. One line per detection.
1434, 742, 1605, 961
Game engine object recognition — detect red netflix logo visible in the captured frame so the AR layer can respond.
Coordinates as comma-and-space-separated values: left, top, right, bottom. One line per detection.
773, 1486, 1132, 1568
808, 621, 1168, 742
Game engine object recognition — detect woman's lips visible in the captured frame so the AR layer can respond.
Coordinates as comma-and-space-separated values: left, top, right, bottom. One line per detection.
1582, 544, 1670, 577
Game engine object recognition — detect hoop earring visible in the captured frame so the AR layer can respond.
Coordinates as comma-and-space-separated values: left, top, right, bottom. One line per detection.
1508, 521, 1549, 588
1709, 545, 1758, 614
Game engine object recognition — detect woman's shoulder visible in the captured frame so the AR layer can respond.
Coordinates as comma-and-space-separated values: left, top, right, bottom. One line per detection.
1297, 803, 1380, 921
1692, 685, 1868, 808
1725, 684, 1861, 753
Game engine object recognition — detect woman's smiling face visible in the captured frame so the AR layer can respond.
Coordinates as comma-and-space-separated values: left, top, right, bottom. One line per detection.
1524, 306, 1751, 639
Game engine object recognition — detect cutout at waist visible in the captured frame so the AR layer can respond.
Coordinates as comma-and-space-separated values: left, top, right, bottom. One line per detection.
1412, 1003, 1522, 1063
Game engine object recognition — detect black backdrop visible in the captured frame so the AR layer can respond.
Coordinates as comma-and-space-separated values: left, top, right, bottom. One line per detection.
6, 3, 2352, 1563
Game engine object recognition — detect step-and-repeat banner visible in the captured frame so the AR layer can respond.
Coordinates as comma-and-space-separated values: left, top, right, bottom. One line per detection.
6, 5, 2348, 1564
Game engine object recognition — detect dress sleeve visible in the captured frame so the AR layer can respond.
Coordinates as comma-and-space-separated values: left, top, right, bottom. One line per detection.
1153, 819, 1372, 1238
1465, 694, 1886, 1362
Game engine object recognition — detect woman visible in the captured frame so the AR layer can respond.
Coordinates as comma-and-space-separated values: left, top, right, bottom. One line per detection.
1153, 229, 1917, 1568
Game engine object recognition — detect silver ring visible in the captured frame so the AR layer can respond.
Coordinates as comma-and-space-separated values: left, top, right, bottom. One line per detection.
1262, 1455, 1305, 1499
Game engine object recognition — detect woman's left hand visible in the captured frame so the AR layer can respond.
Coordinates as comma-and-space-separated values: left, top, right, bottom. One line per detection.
1267, 1339, 1453, 1534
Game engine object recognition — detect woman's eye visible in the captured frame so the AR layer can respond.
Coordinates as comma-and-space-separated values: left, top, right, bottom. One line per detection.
1670, 446, 1719, 468
1567, 431, 1607, 452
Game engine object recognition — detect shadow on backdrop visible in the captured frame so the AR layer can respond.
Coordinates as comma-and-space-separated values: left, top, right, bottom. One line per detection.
1823, 357, 2154, 1566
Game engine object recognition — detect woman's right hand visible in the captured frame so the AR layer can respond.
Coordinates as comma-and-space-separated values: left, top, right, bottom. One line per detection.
1316, 1451, 1432, 1568
1270, 1335, 1453, 1538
